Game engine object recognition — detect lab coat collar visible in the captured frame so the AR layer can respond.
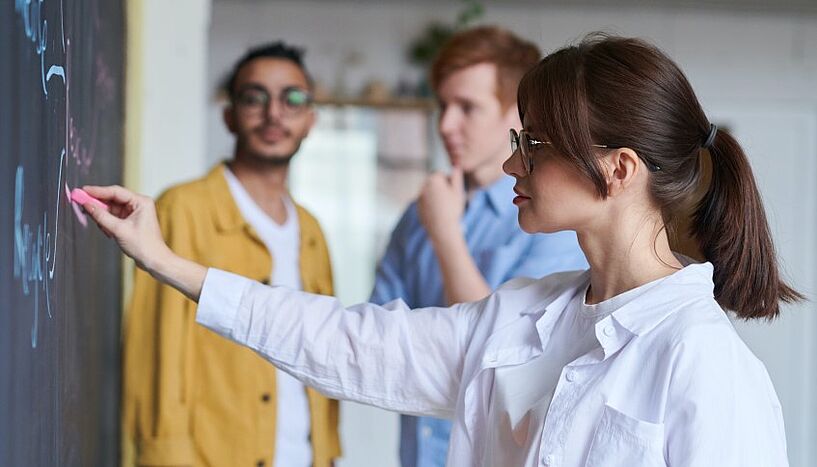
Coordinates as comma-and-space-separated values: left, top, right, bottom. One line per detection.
481, 271, 590, 369
486, 262, 715, 368
610, 262, 715, 336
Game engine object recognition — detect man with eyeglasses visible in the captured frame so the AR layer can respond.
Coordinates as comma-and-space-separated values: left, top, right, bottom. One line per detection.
369, 26, 588, 467
120, 42, 340, 467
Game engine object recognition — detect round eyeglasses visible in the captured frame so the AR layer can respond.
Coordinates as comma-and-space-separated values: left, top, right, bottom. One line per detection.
509, 128, 661, 174
233, 84, 313, 118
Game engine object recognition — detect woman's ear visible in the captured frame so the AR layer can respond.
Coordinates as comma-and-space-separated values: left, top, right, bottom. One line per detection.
603, 148, 641, 196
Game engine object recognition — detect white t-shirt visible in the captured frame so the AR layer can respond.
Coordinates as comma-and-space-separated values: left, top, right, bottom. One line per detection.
224, 168, 312, 467
486, 277, 665, 466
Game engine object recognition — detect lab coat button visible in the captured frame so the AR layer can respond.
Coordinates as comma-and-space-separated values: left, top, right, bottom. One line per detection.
603, 325, 615, 337
543, 454, 555, 466
565, 370, 577, 382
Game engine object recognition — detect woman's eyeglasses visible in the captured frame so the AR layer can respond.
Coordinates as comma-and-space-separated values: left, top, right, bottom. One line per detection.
509, 128, 661, 174
233, 84, 313, 118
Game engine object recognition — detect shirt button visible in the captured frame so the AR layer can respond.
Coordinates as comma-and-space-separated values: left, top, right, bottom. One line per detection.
421, 426, 433, 438
260, 393, 271, 403
603, 325, 615, 337
257, 460, 265, 467
565, 369, 577, 382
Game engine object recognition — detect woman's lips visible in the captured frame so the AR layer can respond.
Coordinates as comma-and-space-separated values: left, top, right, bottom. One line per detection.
513, 187, 530, 205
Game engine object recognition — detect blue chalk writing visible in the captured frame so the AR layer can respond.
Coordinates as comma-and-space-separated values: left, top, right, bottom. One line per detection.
46, 65, 65, 84
11, 0, 84, 348
13, 150, 66, 349
14, 166, 45, 348
15, 0, 65, 96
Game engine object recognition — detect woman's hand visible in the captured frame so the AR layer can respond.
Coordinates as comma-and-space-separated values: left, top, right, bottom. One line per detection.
80, 185, 172, 273
80, 185, 207, 302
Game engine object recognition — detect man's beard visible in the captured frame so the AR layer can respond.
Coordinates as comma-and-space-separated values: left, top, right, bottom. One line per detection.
247, 151, 296, 167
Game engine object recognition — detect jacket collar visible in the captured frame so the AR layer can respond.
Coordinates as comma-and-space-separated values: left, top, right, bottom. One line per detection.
204, 163, 247, 234
205, 162, 314, 238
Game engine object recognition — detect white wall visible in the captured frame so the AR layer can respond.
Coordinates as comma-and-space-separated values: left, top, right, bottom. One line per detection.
128, 0, 211, 197
206, 2, 817, 130
122, 0, 211, 462
193, 2, 817, 466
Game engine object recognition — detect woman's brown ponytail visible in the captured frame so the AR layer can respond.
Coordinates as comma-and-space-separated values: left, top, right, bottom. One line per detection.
692, 129, 803, 319
518, 33, 803, 319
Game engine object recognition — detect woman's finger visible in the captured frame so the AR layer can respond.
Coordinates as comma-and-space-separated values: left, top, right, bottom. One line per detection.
84, 202, 122, 236
110, 203, 129, 219
82, 185, 138, 206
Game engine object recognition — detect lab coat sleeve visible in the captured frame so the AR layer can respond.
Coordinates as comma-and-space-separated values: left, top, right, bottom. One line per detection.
197, 268, 474, 419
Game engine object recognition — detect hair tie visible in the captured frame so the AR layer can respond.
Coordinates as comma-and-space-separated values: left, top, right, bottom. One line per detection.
702, 123, 718, 149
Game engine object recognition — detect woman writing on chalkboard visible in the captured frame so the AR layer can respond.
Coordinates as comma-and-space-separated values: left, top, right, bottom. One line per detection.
82, 34, 798, 466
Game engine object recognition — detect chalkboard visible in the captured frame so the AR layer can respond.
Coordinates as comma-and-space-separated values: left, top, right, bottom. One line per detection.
1, 0, 124, 465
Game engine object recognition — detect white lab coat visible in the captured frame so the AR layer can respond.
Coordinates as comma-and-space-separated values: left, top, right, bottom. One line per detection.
197, 262, 788, 467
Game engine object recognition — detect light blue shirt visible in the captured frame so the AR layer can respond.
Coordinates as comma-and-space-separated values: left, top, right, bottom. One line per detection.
370, 174, 588, 467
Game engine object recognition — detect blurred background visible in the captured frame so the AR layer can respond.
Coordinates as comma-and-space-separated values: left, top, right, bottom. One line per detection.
124, 1, 817, 466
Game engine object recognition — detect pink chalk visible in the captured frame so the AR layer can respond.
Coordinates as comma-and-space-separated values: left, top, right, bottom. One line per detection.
70, 188, 109, 211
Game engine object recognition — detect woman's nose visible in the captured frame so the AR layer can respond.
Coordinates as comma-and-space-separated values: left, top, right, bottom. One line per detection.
503, 149, 524, 177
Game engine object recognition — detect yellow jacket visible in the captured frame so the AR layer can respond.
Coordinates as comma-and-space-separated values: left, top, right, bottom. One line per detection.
121, 164, 340, 466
